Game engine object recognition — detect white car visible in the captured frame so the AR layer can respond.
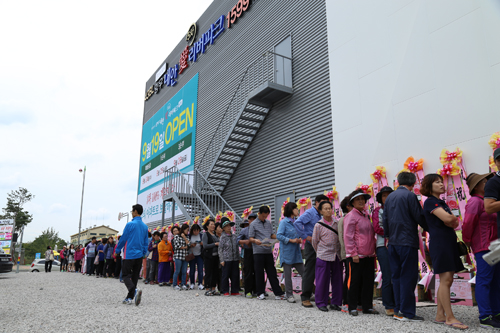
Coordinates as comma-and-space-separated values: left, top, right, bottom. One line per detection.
30, 259, 61, 272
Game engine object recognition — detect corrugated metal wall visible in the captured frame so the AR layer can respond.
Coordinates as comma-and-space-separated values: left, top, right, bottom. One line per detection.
142, 0, 334, 226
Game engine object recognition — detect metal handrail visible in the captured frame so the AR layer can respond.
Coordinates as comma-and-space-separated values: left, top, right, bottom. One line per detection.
194, 168, 242, 223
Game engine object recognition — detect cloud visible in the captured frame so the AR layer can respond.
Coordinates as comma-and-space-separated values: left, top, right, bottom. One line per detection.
48, 203, 68, 214
0, 172, 21, 189
0, 100, 34, 125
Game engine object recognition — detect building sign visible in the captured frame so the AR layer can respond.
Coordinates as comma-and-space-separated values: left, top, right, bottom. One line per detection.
144, 0, 253, 101
138, 73, 199, 223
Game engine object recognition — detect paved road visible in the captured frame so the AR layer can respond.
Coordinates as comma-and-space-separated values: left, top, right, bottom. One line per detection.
0, 271, 484, 332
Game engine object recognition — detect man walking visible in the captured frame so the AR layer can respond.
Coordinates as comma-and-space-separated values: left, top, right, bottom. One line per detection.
85, 237, 97, 276
249, 206, 285, 300
383, 172, 428, 321
238, 212, 257, 298
294, 194, 329, 308
115, 204, 148, 306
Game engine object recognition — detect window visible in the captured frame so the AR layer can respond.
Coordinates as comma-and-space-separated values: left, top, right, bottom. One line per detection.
99, 233, 106, 236
90, 233, 97, 235
38, 260, 45, 264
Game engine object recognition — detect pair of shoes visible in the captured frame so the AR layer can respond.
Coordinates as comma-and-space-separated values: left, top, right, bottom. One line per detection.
122, 298, 133, 305
363, 309, 379, 315
223, 293, 230, 296
231, 293, 240, 296
341, 305, 349, 313
190, 284, 195, 290
158, 283, 164, 287
205, 290, 213, 296
350, 310, 358, 316
302, 300, 314, 308
480, 316, 500, 329
386, 309, 395, 316
394, 312, 424, 322
257, 294, 266, 300
246, 293, 254, 298
356, 306, 362, 311
134, 289, 142, 306
182, 285, 188, 291
318, 306, 329, 312
329, 304, 341, 311
173, 285, 181, 291
287, 296, 296, 303
198, 284, 204, 290
275, 295, 286, 300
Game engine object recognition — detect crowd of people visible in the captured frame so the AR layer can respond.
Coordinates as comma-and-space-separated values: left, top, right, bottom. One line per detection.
44, 148, 500, 330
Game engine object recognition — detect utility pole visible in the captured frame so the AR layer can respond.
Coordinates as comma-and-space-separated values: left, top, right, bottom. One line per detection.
78, 167, 86, 246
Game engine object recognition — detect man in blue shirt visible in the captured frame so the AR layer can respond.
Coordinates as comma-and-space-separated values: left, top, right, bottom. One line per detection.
383, 172, 428, 321
238, 212, 257, 298
294, 194, 329, 308
115, 204, 148, 306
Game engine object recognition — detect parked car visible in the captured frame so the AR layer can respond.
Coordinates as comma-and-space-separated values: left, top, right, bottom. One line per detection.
30, 259, 61, 272
0, 248, 13, 273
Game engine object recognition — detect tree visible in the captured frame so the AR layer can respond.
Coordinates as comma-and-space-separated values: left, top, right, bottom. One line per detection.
1, 187, 34, 234
23, 228, 67, 263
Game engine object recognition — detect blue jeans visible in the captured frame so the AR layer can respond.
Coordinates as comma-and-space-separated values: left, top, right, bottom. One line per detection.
376, 246, 395, 309
189, 255, 204, 285
388, 245, 418, 318
86, 256, 95, 275
475, 251, 500, 319
173, 259, 188, 287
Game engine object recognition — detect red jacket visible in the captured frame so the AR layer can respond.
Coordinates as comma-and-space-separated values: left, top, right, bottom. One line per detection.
344, 209, 376, 258
462, 195, 498, 254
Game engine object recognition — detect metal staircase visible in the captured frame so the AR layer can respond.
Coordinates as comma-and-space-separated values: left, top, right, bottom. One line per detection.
197, 51, 293, 192
161, 51, 293, 226
161, 166, 241, 225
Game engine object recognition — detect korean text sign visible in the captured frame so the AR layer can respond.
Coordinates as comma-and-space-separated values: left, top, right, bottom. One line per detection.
138, 74, 198, 223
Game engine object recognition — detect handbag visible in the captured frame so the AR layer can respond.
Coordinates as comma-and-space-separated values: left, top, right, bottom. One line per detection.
49, 253, 54, 261
185, 253, 195, 262
457, 240, 468, 257
94, 256, 99, 265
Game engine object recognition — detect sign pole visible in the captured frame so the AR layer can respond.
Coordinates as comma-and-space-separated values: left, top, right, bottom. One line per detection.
78, 167, 86, 246
15, 226, 24, 273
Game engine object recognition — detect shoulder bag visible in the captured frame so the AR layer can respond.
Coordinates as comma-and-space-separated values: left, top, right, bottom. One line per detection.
317, 222, 338, 235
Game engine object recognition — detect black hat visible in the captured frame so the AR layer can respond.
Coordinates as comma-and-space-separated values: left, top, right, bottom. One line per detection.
221, 217, 235, 228
376, 186, 394, 204
240, 220, 249, 228
248, 212, 257, 219
494, 148, 500, 161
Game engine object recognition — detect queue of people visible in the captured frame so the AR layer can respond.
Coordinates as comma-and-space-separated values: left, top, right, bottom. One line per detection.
53, 149, 500, 330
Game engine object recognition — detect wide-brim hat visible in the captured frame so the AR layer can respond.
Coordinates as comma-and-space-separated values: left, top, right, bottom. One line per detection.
466, 172, 493, 195
240, 220, 249, 228
349, 192, 371, 204
376, 186, 393, 204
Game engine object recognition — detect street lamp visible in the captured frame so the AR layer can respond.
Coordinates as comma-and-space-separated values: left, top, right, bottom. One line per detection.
78, 167, 86, 246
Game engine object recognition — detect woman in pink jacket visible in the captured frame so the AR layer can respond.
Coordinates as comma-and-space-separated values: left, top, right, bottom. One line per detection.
463, 172, 500, 330
344, 189, 377, 316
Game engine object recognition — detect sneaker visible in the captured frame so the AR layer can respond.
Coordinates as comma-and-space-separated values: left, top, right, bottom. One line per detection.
143, 280, 149, 284
223, 293, 230, 296
134, 289, 142, 306
408, 315, 424, 322
350, 310, 358, 316
173, 285, 181, 291
122, 298, 133, 305
480, 316, 500, 329
363, 309, 379, 315
231, 293, 240, 296
198, 284, 204, 290
205, 290, 213, 296
394, 312, 406, 321
245, 293, 254, 298
159, 283, 164, 287
494, 314, 500, 323
190, 284, 195, 290
287, 296, 296, 303
341, 305, 349, 313
386, 309, 395, 316
182, 285, 188, 291
257, 294, 266, 300
264, 292, 269, 297
212, 291, 221, 296
275, 295, 286, 300
356, 306, 362, 311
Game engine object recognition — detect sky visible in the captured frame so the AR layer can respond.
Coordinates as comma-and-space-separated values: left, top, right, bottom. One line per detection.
0, 0, 213, 242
